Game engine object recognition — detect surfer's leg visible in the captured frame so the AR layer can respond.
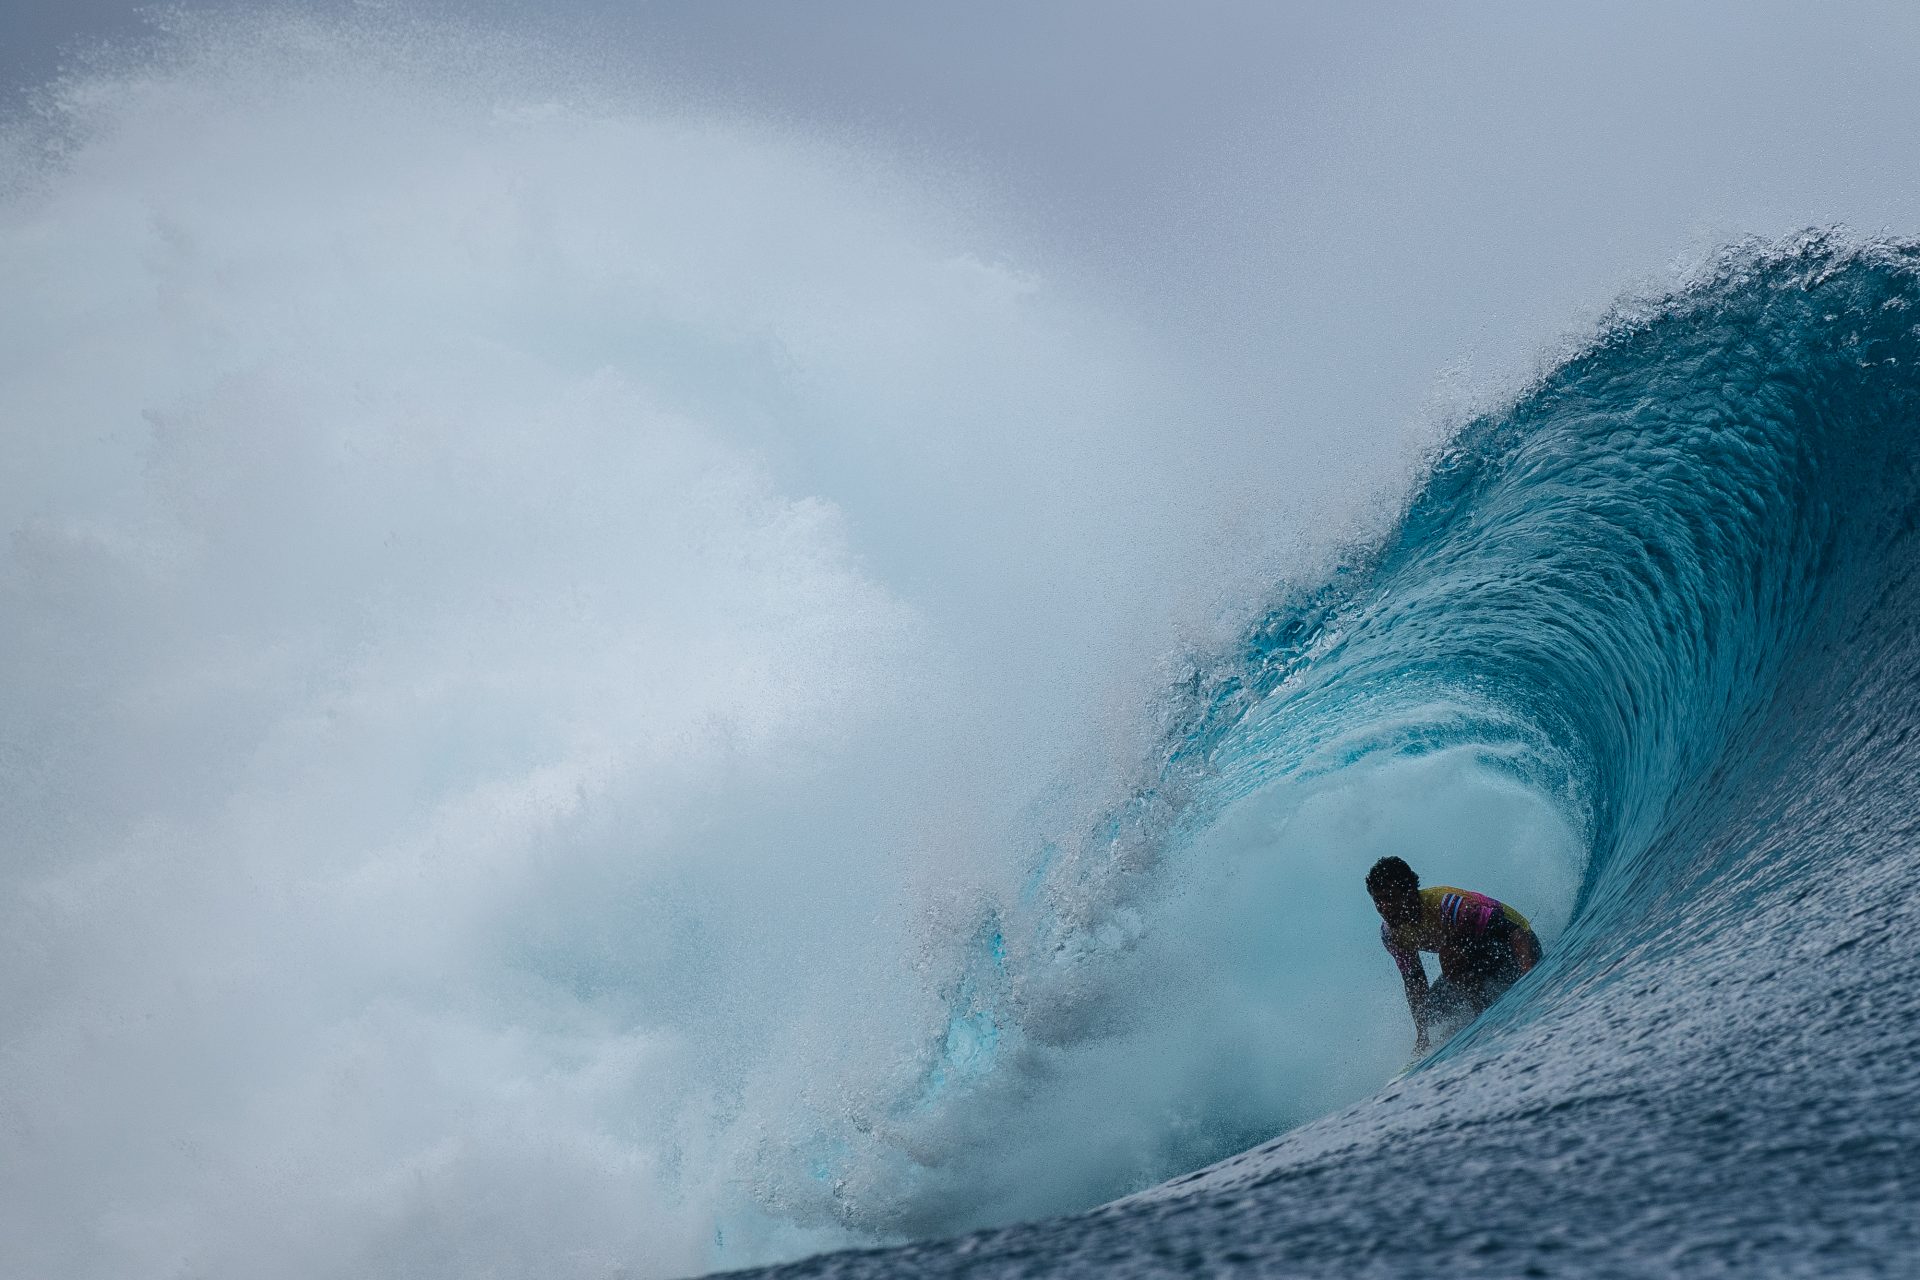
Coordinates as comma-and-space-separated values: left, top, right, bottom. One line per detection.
1471, 944, 1526, 1009
1427, 973, 1468, 1021
1445, 939, 1522, 1014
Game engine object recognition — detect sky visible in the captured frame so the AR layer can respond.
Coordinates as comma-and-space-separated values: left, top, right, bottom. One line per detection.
10, 0, 1920, 438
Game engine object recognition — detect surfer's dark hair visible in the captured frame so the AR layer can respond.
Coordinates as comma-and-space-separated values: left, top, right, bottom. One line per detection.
1366, 856, 1419, 900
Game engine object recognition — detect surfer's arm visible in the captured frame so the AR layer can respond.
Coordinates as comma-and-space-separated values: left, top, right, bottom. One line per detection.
1384, 931, 1431, 1050
1403, 970, 1432, 1052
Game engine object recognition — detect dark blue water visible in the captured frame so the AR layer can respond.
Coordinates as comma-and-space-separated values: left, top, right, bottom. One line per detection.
723, 233, 1920, 1276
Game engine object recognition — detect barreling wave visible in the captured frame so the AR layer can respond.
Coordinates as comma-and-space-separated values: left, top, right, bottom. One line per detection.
747, 232, 1920, 1271
1190, 230, 1920, 917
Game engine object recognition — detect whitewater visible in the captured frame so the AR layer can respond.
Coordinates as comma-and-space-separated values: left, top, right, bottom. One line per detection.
4, 14, 1917, 1280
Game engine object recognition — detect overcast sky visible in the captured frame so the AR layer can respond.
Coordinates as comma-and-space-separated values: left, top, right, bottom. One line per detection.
8, 0, 1920, 445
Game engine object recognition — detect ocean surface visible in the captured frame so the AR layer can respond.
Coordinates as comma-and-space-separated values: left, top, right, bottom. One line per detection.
728, 236, 1920, 1277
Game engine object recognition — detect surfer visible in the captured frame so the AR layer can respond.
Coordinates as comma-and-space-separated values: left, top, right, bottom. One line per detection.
1366, 855, 1541, 1056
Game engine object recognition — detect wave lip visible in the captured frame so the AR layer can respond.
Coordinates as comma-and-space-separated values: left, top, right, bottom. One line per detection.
724, 235, 1920, 1276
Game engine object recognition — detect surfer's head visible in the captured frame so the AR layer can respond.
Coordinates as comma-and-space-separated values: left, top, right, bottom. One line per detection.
1366, 855, 1421, 924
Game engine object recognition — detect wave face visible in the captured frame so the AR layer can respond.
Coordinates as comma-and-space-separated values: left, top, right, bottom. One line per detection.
736, 236, 1920, 1276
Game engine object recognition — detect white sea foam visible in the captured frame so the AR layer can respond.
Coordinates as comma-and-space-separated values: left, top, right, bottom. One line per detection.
0, 13, 1581, 1277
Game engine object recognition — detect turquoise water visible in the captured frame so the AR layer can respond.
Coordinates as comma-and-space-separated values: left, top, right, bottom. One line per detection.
739, 234, 1920, 1276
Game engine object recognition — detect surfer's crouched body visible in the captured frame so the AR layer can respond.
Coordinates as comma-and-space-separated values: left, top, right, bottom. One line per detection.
1366, 855, 1541, 1056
